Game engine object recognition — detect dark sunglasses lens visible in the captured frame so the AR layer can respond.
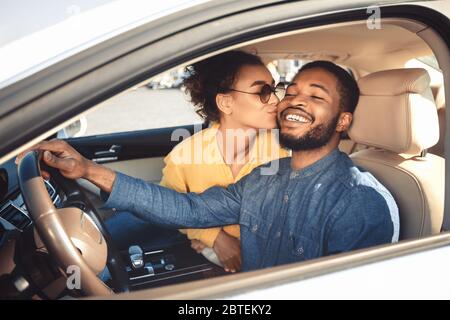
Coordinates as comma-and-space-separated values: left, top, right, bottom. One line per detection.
260, 84, 273, 103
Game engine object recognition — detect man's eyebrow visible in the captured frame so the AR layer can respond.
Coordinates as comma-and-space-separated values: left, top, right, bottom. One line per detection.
286, 82, 296, 88
310, 83, 330, 95
250, 80, 274, 87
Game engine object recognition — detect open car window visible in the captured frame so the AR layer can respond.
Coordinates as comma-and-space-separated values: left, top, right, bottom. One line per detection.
58, 67, 203, 138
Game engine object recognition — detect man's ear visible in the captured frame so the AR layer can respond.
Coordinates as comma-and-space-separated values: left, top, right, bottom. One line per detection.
216, 93, 233, 115
336, 112, 353, 133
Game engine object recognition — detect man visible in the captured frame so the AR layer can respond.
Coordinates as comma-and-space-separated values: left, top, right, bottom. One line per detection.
17, 61, 399, 271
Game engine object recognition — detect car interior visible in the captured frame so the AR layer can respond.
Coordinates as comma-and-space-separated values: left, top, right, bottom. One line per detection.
0, 15, 447, 299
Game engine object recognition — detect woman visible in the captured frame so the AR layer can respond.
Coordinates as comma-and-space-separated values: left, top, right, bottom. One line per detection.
159, 50, 289, 272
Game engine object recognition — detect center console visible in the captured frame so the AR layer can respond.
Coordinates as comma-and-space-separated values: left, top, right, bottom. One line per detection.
121, 242, 227, 290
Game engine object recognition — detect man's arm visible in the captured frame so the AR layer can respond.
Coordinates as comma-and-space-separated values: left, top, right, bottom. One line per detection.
324, 186, 398, 255
15, 139, 113, 185
15, 139, 243, 229
85, 160, 116, 193
160, 154, 224, 248
102, 172, 243, 228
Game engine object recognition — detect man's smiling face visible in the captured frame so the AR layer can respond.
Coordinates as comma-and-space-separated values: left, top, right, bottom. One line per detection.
277, 67, 345, 151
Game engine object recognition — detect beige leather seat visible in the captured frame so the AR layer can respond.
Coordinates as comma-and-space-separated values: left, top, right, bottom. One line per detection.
429, 86, 445, 157
348, 68, 445, 240
338, 138, 368, 155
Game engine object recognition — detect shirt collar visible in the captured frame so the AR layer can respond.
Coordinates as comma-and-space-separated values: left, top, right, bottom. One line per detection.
277, 148, 342, 178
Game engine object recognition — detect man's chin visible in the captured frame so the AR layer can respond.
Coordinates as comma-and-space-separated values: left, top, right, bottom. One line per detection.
279, 133, 305, 151
279, 126, 307, 139
278, 114, 340, 151
279, 131, 333, 151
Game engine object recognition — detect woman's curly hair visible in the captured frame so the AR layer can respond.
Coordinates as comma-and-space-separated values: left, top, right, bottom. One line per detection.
183, 50, 264, 122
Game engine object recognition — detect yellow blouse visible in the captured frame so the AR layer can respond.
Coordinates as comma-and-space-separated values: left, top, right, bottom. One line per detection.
160, 123, 289, 248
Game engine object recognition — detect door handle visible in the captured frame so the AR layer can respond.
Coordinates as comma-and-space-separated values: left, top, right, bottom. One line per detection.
93, 144, 122, 162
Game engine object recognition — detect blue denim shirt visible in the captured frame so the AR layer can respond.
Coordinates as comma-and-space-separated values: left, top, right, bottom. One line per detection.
103, 148, 399, 271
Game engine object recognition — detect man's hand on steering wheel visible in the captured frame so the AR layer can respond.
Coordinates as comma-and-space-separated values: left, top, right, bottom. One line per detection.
16, 140, 132, 295
16, 139, 89, 180
16, 139, 116, 193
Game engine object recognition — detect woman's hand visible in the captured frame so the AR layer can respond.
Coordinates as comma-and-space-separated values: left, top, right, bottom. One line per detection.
213, 230, 242, 273
190, 239, 206, 253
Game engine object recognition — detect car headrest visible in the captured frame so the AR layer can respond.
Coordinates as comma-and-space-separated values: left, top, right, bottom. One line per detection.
348, 68, 439, 155
435, 85, 445, 111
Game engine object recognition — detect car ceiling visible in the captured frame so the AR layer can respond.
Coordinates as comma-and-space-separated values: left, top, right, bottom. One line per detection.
241, 21, 433, 75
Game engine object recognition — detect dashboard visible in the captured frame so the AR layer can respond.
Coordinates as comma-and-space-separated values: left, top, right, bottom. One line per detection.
0, 158, 60, 236
0, 157, 69, 299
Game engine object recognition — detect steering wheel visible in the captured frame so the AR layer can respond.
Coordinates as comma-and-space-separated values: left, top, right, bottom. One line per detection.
18, 151, 128, 296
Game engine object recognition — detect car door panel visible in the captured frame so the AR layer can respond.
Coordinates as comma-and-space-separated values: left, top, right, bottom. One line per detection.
66, 123, 206, 161
65, 123, 206, 182
104, 157, 165, 183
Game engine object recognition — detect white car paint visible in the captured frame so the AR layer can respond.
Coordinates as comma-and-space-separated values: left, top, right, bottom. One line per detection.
0, 0, 210, 89
229, 245, 450, 299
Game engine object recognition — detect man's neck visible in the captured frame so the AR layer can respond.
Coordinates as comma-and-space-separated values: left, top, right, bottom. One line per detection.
290, 139, 339, 171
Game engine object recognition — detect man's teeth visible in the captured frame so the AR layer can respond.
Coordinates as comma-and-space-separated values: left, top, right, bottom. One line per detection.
285, 114, 310, 123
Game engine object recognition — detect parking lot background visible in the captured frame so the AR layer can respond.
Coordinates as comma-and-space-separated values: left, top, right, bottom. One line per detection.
73, 60, 300, 137
82, 87, 203, 137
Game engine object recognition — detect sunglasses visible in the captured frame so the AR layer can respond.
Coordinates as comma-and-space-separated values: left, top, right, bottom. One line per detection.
227, 83, 287, 104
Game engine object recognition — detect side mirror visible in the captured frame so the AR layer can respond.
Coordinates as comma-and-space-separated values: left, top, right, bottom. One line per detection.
57, 116, 87, 139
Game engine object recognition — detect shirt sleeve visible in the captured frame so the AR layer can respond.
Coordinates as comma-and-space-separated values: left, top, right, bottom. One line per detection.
102, 172, 244, 229
324, 186, 397, 255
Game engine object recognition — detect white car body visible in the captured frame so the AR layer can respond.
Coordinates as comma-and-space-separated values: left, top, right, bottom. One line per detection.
0, 0, 210, 88
230, 245, 450, 300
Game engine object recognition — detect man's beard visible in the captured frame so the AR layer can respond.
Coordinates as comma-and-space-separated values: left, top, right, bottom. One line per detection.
278, 114, 340, 151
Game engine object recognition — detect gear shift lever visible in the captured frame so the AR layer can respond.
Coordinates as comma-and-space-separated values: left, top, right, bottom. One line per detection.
128, 245, 144, 269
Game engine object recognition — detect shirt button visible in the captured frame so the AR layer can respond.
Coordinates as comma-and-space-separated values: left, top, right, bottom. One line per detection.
296, 247, 304, 255
251, 225, 258, 232
290, 172, 298, 179
275, 231, 281, 238
283, 195, 289, 203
